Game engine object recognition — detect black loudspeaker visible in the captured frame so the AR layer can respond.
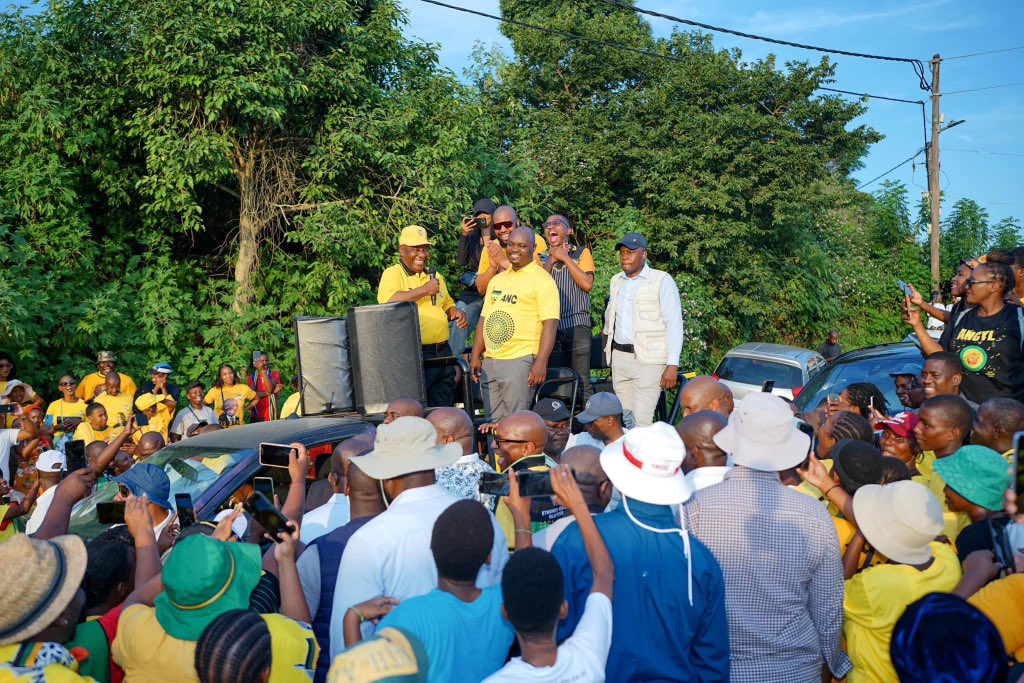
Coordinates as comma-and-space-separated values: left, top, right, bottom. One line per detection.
294, 317, 355, 414
347, 302, 426, 414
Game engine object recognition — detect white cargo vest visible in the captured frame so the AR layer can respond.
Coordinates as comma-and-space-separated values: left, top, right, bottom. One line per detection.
603, 268, 670, 365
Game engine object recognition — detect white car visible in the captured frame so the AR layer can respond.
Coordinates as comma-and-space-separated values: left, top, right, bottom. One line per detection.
713, 343, 827, 400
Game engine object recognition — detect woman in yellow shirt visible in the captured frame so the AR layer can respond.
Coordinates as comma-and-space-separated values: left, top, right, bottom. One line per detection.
204, 364, 258, 427
843, 481, 962, 683
45, 375, 87, 434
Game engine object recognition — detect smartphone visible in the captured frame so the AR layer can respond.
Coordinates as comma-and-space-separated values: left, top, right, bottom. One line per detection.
243, 492, 290, 542
97, 501, 126, 525
175, 493, 197, 528
796, 422, 815, 469
1013, 432, 1024, 506
898, 279, 913, 298
478, 471, 509, 497
253, 476, 275, 501
473, 216, 487, 230
517, 470, 556, 498
64, 440, 87, 473
259, 443, 294, 469
0, 405, 16, 415
761, 380, 775, 393
253, 351, 263, 362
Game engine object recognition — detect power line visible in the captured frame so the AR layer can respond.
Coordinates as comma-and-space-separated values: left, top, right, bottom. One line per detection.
818, 87, 928, 158
594, 0, 932, 91
415, 0, 687, 65
856, 150, 923, 190
944, 82, 1024, 95
945, 46, 1024, 61
945, 148, 1024, 158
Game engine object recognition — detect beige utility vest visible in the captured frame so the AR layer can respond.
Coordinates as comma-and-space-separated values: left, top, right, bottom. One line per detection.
603, 268, 670, 365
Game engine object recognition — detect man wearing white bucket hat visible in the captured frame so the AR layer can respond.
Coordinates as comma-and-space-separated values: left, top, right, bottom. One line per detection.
683, 392, 852, 683
328, 416, 508, 656
550, 422, 729, 681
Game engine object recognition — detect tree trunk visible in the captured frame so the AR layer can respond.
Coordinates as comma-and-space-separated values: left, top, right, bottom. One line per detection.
233, 208, 260, 314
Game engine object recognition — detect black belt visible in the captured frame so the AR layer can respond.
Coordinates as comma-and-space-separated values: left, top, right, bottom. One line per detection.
612, 341, 635, 353
422, 341, 450, 353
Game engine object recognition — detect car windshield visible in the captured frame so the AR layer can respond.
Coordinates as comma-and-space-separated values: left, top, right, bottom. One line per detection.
69, 445, 251, 537
715, 357, 803, 388
794, 347, 923, 414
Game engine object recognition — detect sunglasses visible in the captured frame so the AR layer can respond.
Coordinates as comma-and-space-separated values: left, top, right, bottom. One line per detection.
493, 221, 515, 230
59, 381, 76, 387
492, 436, 530, 445
0, 363, 12, 369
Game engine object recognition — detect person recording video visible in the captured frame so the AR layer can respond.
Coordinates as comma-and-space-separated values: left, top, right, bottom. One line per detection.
450, 198, 496, 357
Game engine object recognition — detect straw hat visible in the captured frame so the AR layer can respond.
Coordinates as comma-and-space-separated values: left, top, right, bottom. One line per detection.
853, 481, 943, 565
0, 534, 88, 645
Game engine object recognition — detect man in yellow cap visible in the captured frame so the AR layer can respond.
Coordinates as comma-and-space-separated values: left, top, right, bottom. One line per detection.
378, 225, 467, 406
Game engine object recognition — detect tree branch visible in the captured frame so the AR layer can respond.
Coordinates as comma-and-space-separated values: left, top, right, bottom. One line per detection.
215, 183, 241, 200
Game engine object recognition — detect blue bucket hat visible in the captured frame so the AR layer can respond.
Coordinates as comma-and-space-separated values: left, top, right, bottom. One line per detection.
113, 463, 173, 510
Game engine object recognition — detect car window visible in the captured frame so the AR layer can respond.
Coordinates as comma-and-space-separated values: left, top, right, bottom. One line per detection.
795, 351, 923, 414
715, 357, 803, 388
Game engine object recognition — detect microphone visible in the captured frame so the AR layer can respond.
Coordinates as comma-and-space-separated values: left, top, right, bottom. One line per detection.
428, 268, 437, 306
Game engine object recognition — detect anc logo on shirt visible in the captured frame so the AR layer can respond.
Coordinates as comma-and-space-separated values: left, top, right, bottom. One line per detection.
485, 311, 515, 347
490, 289, 502, 303
959, 345, 989, 373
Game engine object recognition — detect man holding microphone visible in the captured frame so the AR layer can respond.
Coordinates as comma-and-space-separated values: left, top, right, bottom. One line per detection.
378, 225, 467, 407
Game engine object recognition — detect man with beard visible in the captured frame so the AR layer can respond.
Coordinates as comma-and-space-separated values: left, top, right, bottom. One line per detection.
378, 225, 467, 407
474, 206, 547, 296
889, 363, 926, 410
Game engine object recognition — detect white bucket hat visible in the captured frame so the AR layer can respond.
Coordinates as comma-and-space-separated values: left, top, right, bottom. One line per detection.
351, 416, 461, 480
713, 392, 809, 471
853, 481, 943, 565
600, 422, 693, 505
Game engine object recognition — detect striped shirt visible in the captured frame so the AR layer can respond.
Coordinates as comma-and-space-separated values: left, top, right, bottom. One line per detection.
543, 246, 594, 330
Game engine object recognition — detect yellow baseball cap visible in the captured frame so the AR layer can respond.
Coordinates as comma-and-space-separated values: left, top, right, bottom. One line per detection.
398, 225, 431, 247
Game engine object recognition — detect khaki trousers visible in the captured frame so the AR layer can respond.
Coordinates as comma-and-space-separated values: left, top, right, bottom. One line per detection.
611, 349, 664, 427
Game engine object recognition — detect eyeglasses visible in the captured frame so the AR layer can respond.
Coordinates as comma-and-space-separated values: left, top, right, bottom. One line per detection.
492, 436, 530, 445
965, 279, 996, 287
543, 220, 568, 229
0, 363, 11, 368
59, 381, 76, 387
493, 221, 515, 230
118, 483, 131, 498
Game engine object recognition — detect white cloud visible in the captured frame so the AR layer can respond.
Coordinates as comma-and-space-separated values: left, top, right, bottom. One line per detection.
741, 0, 951, 36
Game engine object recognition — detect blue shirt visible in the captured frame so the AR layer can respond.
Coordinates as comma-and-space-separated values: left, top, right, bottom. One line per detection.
551, 499, 730, 682
379, 585, 514, 682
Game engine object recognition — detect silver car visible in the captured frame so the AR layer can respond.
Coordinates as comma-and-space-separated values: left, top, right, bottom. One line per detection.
713, 343, 827, 400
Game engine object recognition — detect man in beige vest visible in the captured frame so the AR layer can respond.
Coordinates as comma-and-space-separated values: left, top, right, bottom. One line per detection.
602, 232, 684, 427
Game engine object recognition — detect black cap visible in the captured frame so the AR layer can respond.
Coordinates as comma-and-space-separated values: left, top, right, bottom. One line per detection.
473, 198, 497, 216
532, 398, 571, 422
187, 381, 206, 392
615, 232, 648, 250
832, 438, 884, 493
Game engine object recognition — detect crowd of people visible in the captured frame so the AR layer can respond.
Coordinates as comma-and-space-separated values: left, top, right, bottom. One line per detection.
1, 206, 1023, 683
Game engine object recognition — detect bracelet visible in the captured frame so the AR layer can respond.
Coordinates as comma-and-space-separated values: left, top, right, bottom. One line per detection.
348, 606, 366, 623
514, 528, 531, 534
823, 484, 838, 497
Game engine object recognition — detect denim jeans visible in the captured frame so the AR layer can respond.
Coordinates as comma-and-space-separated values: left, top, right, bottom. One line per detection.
555, 325, 594, 402
449, 297, 483, 356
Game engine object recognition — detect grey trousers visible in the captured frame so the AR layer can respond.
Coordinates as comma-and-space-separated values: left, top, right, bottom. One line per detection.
482, 355, 535, 421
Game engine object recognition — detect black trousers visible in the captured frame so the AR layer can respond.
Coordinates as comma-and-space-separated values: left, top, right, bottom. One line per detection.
423, 342, 456, 407
555, 325, 594, 402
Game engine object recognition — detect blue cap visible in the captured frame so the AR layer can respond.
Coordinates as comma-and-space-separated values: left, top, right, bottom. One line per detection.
576, 392, 624, 425
151, 362, 173, 375
615, 232, 648, 251
113, 463, 173, 511
888, 363, 922, 377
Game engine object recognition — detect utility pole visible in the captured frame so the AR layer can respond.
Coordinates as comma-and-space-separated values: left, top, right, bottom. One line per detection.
928, 54, 942, 293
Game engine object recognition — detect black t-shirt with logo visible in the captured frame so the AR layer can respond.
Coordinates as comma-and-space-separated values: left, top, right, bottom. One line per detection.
940, 304, 1024, 402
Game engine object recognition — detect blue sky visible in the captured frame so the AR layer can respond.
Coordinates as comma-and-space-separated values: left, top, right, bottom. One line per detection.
399, 0, 1024, 227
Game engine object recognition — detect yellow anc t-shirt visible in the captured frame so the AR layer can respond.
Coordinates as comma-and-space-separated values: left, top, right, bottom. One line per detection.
843, 541, 961, 683
134, 403, 172, 443
76, 371, 136, 400
377, 264, 455, 345
476, 234, 548, 275
45, 399, 88, 424
481, 261, 560, 361
94, 392, 135, 439
74, 421, 112, 444
204, 384, 258, 422
918, 451, 971, 543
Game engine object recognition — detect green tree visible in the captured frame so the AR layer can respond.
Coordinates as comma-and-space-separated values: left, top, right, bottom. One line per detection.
941, 198, 990, 280
989, 216, 1022, 253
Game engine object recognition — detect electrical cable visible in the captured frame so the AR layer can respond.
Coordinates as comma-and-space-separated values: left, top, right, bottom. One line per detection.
944, 148, 1024, 158
817, 88, 928, 162
856, 149, 923, 190
945, 46, 1024, 61
595, 0, 932, 91
943, 82, 1024, 96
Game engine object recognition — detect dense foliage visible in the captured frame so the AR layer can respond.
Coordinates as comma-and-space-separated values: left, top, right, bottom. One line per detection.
0, 0, 1018, 389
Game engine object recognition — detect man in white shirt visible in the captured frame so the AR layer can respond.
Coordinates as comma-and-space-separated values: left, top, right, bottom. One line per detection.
602, 232, 684, 427
329, 416, 509, 655
564, 392, 627, 451
24, 450, 67, 534
429, 407, 495, 507
301, 437, 372, 543
677, 410, 731, 491
531, 446, 610, 551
